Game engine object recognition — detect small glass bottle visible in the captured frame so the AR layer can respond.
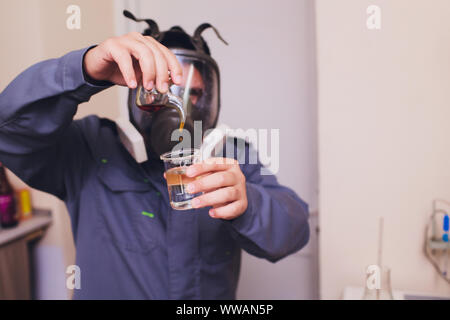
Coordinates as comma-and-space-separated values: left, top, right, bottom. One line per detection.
0, 162, 18, 228
135, 85, 186, 131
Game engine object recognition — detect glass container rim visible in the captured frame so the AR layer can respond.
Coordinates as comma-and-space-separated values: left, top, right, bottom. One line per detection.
160, 148, 200, 162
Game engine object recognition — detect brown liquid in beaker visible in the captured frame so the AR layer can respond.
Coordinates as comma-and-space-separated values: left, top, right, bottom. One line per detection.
165, 167, 196, 186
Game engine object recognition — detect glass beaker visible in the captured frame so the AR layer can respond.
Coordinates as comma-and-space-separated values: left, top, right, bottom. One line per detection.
135, 85, 186, 131
160, 148, 202, 210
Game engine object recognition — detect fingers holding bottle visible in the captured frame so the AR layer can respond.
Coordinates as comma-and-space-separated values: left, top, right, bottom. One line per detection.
83, 32, 183, 91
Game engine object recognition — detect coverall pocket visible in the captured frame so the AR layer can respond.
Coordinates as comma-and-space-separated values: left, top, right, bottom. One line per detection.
96, 163, 159, 255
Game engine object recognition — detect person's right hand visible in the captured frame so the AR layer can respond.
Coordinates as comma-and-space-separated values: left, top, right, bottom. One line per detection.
83, 32, 183, 93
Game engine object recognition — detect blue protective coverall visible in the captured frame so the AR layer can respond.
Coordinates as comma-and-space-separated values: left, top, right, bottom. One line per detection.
0, 48, 310, 299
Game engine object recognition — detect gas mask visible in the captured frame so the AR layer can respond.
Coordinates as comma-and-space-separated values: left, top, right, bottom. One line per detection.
123, 10, 227, 159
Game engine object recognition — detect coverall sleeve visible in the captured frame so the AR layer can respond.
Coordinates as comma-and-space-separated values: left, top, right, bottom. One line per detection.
227, 145, 310, 263
0, 47, 112, 200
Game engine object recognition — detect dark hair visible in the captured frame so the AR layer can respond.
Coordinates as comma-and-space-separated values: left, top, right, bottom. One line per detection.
157, 27, 211, 56
123, 10, 227, 57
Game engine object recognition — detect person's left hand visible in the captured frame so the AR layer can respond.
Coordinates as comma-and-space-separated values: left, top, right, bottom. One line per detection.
184, 157, 248, 219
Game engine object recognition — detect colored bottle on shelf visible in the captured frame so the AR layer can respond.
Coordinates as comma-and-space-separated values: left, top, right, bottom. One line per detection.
0, 162, 18, 228
18, 189, 32, 221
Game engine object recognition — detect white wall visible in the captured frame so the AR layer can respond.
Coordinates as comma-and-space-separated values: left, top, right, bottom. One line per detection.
0, 0, 119, 299
316, 0, 450, 299
120, 0, 319, 299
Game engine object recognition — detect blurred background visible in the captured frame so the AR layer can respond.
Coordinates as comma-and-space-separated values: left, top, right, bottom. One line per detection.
0, 0, 449, 300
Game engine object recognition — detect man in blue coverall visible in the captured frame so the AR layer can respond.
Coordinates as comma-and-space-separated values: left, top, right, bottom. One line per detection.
0, 15, 310, 299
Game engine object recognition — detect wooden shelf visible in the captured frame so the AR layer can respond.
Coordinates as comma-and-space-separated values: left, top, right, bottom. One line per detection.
0, 209, 52, 247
